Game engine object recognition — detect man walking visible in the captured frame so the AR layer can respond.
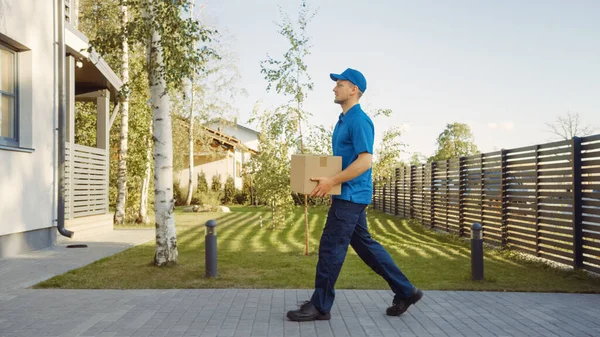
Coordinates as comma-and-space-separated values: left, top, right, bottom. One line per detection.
286, 68, 423, 321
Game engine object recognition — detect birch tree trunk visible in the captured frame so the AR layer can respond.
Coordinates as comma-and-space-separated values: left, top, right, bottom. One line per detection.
137, 121, 153, 224
147, 4, 178, 266
185, 85, 194, 205
185, 0, 195, 206
114, 1, 129, 225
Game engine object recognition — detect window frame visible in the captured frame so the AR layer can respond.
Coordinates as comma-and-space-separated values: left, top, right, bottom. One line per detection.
0, 42, 19, 147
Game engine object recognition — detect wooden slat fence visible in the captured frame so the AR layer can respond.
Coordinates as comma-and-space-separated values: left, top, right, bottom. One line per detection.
373, 134, 600, 274
65, 142, 109, 219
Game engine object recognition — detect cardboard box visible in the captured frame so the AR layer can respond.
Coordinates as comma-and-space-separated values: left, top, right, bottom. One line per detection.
291, 154, 342, 195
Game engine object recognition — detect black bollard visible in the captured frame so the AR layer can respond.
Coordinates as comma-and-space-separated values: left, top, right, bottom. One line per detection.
205, 219, 217, 278
471, 222, 484, 281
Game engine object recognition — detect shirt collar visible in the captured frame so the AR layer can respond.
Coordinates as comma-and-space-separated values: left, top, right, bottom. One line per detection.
339, 104, 361, 123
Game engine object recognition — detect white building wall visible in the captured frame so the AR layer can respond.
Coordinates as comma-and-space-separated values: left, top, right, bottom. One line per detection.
0, 0, 56, 236
176, 153, 240, 194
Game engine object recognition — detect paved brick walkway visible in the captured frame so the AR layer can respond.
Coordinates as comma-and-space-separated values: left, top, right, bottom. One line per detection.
1, 289, 599, 337
1, 229, 599, 337
0, 229, 155, 290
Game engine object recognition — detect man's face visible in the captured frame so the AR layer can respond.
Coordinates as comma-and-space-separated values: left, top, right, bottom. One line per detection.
333, 80, 356, 104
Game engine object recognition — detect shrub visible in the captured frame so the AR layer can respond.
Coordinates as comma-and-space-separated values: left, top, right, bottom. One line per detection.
195, 171, 209, 204
173, 179, 185, 206
234, 189, 248, 205
222, 176, 236, 204
211, 174, 222, 193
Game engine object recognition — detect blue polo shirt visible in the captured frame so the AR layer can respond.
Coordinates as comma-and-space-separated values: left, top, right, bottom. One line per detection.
332, 104, 374, 205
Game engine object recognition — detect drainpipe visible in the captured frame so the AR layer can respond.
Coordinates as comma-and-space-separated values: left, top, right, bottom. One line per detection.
56, 0, 73, 238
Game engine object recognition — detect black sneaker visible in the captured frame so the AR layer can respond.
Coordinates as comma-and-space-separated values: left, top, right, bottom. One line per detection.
286, 301, 331, 321
386, 287, 423, 316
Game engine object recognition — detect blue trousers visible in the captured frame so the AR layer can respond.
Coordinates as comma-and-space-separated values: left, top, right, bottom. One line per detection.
310, 198, 414, 314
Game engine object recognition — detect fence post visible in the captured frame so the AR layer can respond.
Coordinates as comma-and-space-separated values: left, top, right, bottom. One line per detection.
403, 166, 408, 218
421, 164, 426, 225
389, 177, 393, 214
535, 145, 541, 257
430, 161, 436, 229
404, 166, 408, 217
394, 168, 400, 216
387, 176, 394, 214
446, 159, 450, 232
373, 177, 379, 209
377, 177, 382, 211
373, 178, 378, 210
410, 165, 415, 219
379, 177, 382, 211
399, 167, 404, 217
501, 149, 508, 248
459, 157, 465, 237
389, 176, 393, 214
571, 136, 583, 268
479, 153, 484, 228
382, 179, 387, 213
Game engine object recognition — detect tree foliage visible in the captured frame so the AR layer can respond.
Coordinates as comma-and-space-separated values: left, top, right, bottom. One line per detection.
430, 122, 479, 162
373, 126, 406, 179
81, 0, 219, 266
247, 106, 296, 228
409, 152, 428, 167
162, 19, 245, 207
173, 23, 244, 205
259, 0, 316, 154
252, 0, 317, 233
305, 124, 333, 156
242, 173, 256, 206
78, 0, 154, 222
85, 0, 216, 91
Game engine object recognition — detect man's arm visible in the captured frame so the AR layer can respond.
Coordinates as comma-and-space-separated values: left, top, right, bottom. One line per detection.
309, 152, 372, 197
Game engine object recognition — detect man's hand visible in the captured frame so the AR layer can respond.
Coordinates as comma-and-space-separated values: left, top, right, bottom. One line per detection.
309, 177, 336, 197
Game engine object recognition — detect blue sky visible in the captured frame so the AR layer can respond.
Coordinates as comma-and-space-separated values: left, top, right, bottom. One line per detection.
199, 0, 600, 160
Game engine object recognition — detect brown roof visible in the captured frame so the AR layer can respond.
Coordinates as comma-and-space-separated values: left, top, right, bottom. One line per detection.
174, 114, 258, 155
200, 125, 258, 154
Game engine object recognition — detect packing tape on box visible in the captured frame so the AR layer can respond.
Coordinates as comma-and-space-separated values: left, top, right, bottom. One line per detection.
320, 157, 327, 167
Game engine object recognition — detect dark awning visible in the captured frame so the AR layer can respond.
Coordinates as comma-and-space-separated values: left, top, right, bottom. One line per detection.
65, 23, 123, 100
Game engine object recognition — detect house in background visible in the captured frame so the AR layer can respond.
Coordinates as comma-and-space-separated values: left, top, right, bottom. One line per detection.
0, 0, 122, 258
176, 121, 259, 196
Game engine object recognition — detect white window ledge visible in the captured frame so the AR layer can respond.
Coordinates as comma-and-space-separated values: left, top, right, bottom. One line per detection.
0, 145, 34, 153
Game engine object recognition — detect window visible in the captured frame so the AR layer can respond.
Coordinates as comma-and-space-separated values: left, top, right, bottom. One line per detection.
0, 43, 17, 145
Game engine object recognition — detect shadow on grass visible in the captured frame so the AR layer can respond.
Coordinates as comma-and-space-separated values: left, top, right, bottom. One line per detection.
34, 206, 600, 293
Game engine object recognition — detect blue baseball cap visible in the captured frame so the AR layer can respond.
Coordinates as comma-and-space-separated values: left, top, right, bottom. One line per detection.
330, 68, 367, 93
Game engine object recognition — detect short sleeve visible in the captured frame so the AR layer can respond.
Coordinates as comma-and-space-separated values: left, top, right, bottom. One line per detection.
351, 118, 374, 155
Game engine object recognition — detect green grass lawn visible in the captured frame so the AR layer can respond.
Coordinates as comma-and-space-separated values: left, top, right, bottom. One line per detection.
35, 206, 600, 293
